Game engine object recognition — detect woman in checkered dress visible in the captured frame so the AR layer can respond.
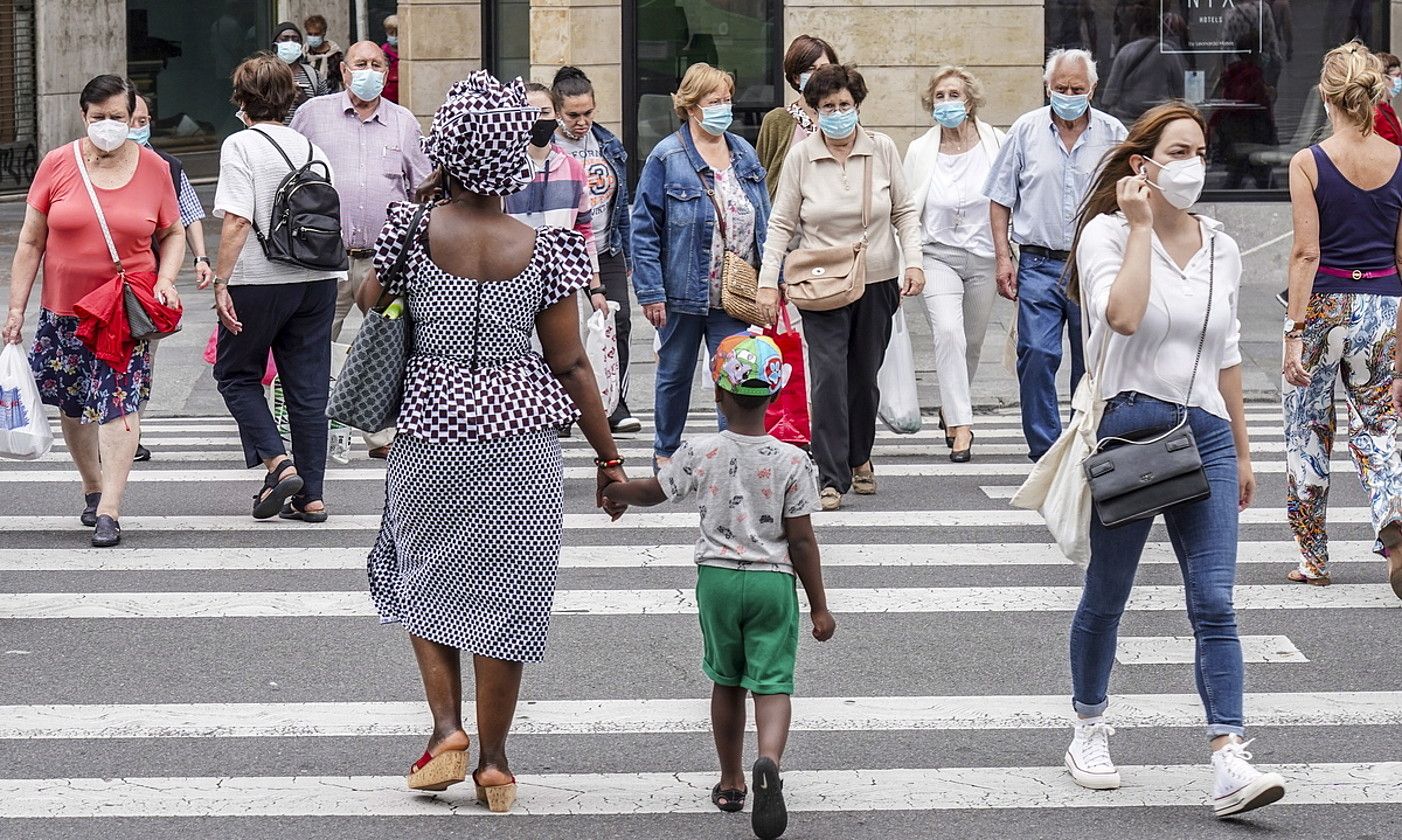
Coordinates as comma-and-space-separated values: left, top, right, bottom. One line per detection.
359, 72, 625, 806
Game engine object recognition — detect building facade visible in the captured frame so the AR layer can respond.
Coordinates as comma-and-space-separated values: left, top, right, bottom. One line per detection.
3, 1, 1400, 198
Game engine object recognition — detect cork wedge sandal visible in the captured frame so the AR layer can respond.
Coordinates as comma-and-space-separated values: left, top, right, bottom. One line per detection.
407, 748, 468, 792
473, 769, 518, 812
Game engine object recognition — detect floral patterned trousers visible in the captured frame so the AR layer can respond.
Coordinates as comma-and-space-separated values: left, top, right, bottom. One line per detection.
1283, 293, 1402, 578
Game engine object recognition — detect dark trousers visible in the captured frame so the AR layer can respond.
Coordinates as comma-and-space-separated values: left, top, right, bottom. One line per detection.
598, 249, 633, 418
802, 278, 900, 493
214, 279, 336, 504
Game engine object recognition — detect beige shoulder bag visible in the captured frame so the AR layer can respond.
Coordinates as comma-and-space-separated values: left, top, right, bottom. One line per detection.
783, 137, 872, 311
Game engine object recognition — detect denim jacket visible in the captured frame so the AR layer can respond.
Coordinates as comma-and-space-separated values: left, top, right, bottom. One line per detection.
593, 124, 632, 266
630, 124, 771, 316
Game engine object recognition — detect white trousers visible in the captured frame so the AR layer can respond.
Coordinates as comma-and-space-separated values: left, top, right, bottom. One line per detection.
914, 242, 997, 428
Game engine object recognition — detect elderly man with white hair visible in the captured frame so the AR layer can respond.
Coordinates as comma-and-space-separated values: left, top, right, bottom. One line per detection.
983, 48, 1127, 461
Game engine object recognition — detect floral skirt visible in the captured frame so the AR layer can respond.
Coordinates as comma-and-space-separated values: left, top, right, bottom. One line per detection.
30, 308, 151, 425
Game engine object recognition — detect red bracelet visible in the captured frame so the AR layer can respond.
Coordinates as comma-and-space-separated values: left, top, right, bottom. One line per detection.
594, 456, 625, 469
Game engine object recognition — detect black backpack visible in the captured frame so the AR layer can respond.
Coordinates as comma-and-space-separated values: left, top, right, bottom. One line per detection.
249, 127, 349, 272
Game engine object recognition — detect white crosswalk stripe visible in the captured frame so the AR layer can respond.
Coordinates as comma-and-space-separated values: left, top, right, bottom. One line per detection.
6, 405, 1399, 833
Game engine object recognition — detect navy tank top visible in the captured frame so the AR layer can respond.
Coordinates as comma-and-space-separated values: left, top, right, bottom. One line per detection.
1311, 144, 1402, 295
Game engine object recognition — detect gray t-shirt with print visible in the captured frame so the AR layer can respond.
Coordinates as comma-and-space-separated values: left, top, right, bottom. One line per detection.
658, 430, 821, 574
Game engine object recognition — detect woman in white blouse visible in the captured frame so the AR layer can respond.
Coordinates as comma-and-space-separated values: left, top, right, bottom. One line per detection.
1063, 102, 1285, 818
903, 67, 1005, 462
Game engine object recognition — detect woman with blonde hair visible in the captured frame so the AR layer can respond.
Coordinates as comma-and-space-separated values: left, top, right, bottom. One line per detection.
1064, 101, 1285, 817
631, 62, 770, 466
1282, 42, 1402, 597
903, 65, 1005, 462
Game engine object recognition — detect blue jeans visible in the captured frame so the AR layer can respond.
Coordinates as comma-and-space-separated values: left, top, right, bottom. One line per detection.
653, 306, 748, 458
1070, 392, 1245, 739
1016, 253, 1084, 460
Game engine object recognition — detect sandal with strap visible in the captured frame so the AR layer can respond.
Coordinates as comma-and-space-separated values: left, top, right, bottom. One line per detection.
279, 500, 328, 523
253, 460, 303, 520
711, 783, 747, 813
1287, 569, 1331, 587
407, 747, 469, 792
473, 769, 518, 812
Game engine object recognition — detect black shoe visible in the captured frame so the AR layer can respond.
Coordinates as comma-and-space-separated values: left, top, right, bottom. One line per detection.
1275, 288, 1288, 308
610, 413, 642, 434
751, 757, 787, 840
950, 431, 974, 463
81, 492, 101, 527
558, 423, 573, 439
91, 515, 121, 547
133, 443, 151, 462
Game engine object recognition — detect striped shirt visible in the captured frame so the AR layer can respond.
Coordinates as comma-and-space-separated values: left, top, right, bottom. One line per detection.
503, 148, 600, 271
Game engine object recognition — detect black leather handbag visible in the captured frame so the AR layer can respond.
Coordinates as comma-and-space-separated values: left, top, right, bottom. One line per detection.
1082, 237, 1215, 528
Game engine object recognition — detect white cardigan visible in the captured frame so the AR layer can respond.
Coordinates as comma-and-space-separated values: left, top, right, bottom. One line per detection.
902, 118, 1006, 230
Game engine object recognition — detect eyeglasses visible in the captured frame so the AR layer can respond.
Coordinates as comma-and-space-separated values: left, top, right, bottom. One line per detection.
817, 104, 856, 117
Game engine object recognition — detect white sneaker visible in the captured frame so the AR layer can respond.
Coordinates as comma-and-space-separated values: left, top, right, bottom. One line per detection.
1212, 738, 1286, 818
1064, 719, 1120, 790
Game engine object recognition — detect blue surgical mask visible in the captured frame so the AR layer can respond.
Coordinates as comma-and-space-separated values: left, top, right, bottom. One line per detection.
128, 125, 151, 146
276, 41, 303, 63
1391, 76, 1402, 97
1050, 90, 1089, 121
349, 69, 386, 101
306, 35, 324, 49
386, 35, 398, 47
818, 109, 858, 140
799, 72, 813, 92
932, 101, 967, 129
698, 103, 733, 136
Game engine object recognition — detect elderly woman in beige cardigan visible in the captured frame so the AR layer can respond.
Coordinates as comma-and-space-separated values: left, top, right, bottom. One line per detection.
756, 63, 924, 511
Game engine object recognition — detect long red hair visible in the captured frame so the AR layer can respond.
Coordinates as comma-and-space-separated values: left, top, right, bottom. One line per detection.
1065, 102, 1208, 302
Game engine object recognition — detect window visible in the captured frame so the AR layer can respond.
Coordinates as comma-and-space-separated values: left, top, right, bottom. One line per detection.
126, 0, 274, 157
0, 0, 38, 191
624, 0, 782, 181
1045, 0, 1391, 196
485, 0, 531, 83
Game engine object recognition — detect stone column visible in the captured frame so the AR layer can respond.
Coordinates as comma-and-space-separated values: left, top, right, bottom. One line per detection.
531, 0, 624, 133
278, 1, 353, 46
399, 0, 485, 126
36, 0, 125, 154
784, 0, 1045, 148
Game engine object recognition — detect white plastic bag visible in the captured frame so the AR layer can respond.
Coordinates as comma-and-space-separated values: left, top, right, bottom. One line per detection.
586, 301, 621, 416
0, 343, 53, 460
877, 306, 923, 434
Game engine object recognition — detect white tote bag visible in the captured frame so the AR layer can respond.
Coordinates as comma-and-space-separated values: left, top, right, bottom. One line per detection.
0, 343, 54, 460
585, 301, 621, 416
877, 306, 923, 434
1010, 314, 1108, 566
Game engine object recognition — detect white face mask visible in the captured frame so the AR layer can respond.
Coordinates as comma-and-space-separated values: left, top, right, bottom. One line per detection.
87, 118, 129, 152
1140, 156, 1205, 210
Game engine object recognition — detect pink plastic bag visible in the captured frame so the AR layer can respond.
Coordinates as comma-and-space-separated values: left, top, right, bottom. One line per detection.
204, 326, 277, 386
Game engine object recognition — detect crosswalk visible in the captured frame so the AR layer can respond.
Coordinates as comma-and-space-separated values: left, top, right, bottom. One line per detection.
3, 405, 1400, 836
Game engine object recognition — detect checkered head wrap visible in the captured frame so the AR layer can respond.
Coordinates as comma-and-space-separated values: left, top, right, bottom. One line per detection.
422, 70, 538, 196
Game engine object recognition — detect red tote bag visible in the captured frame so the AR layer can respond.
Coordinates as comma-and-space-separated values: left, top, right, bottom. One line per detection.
764, 304, 811, 446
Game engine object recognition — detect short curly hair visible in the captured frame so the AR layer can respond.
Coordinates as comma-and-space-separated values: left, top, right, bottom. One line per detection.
231, 53, 299, 123
921, 66, 986, 120
803, 63, 867, 110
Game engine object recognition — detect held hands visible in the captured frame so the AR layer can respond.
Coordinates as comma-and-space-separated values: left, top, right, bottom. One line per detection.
995, 255, 1018, 301
596, 464, 628, 521
642, 302, 667, 329
1117, 174, 1154, 229
810, 608, 836, 641
1282, 336, 1309, 387
901, 267, 926, 298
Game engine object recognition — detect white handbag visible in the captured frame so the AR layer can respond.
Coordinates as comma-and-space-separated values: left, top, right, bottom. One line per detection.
1010, 307, 1109, 565
877, 305, 922, 434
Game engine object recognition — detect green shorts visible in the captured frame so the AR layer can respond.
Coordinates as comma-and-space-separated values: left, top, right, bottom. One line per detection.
696, 565, 799, 695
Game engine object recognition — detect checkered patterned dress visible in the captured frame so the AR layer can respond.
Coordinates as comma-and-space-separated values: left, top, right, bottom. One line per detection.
367, 201, 590, 661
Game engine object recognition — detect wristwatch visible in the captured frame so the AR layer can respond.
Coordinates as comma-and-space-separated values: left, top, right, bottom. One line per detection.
588, 287, 606, 297
194, 256, 211, 266
1283, 317, 1306, 335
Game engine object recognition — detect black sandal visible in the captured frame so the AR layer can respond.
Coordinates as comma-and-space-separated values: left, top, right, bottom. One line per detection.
711, 783, 747, 813
81, 492, 101, 527
253, 460, 303, 520
279, 500, 328, 523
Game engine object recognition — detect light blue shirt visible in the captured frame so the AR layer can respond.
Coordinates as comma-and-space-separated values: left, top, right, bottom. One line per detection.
983, 106, 1127, 252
